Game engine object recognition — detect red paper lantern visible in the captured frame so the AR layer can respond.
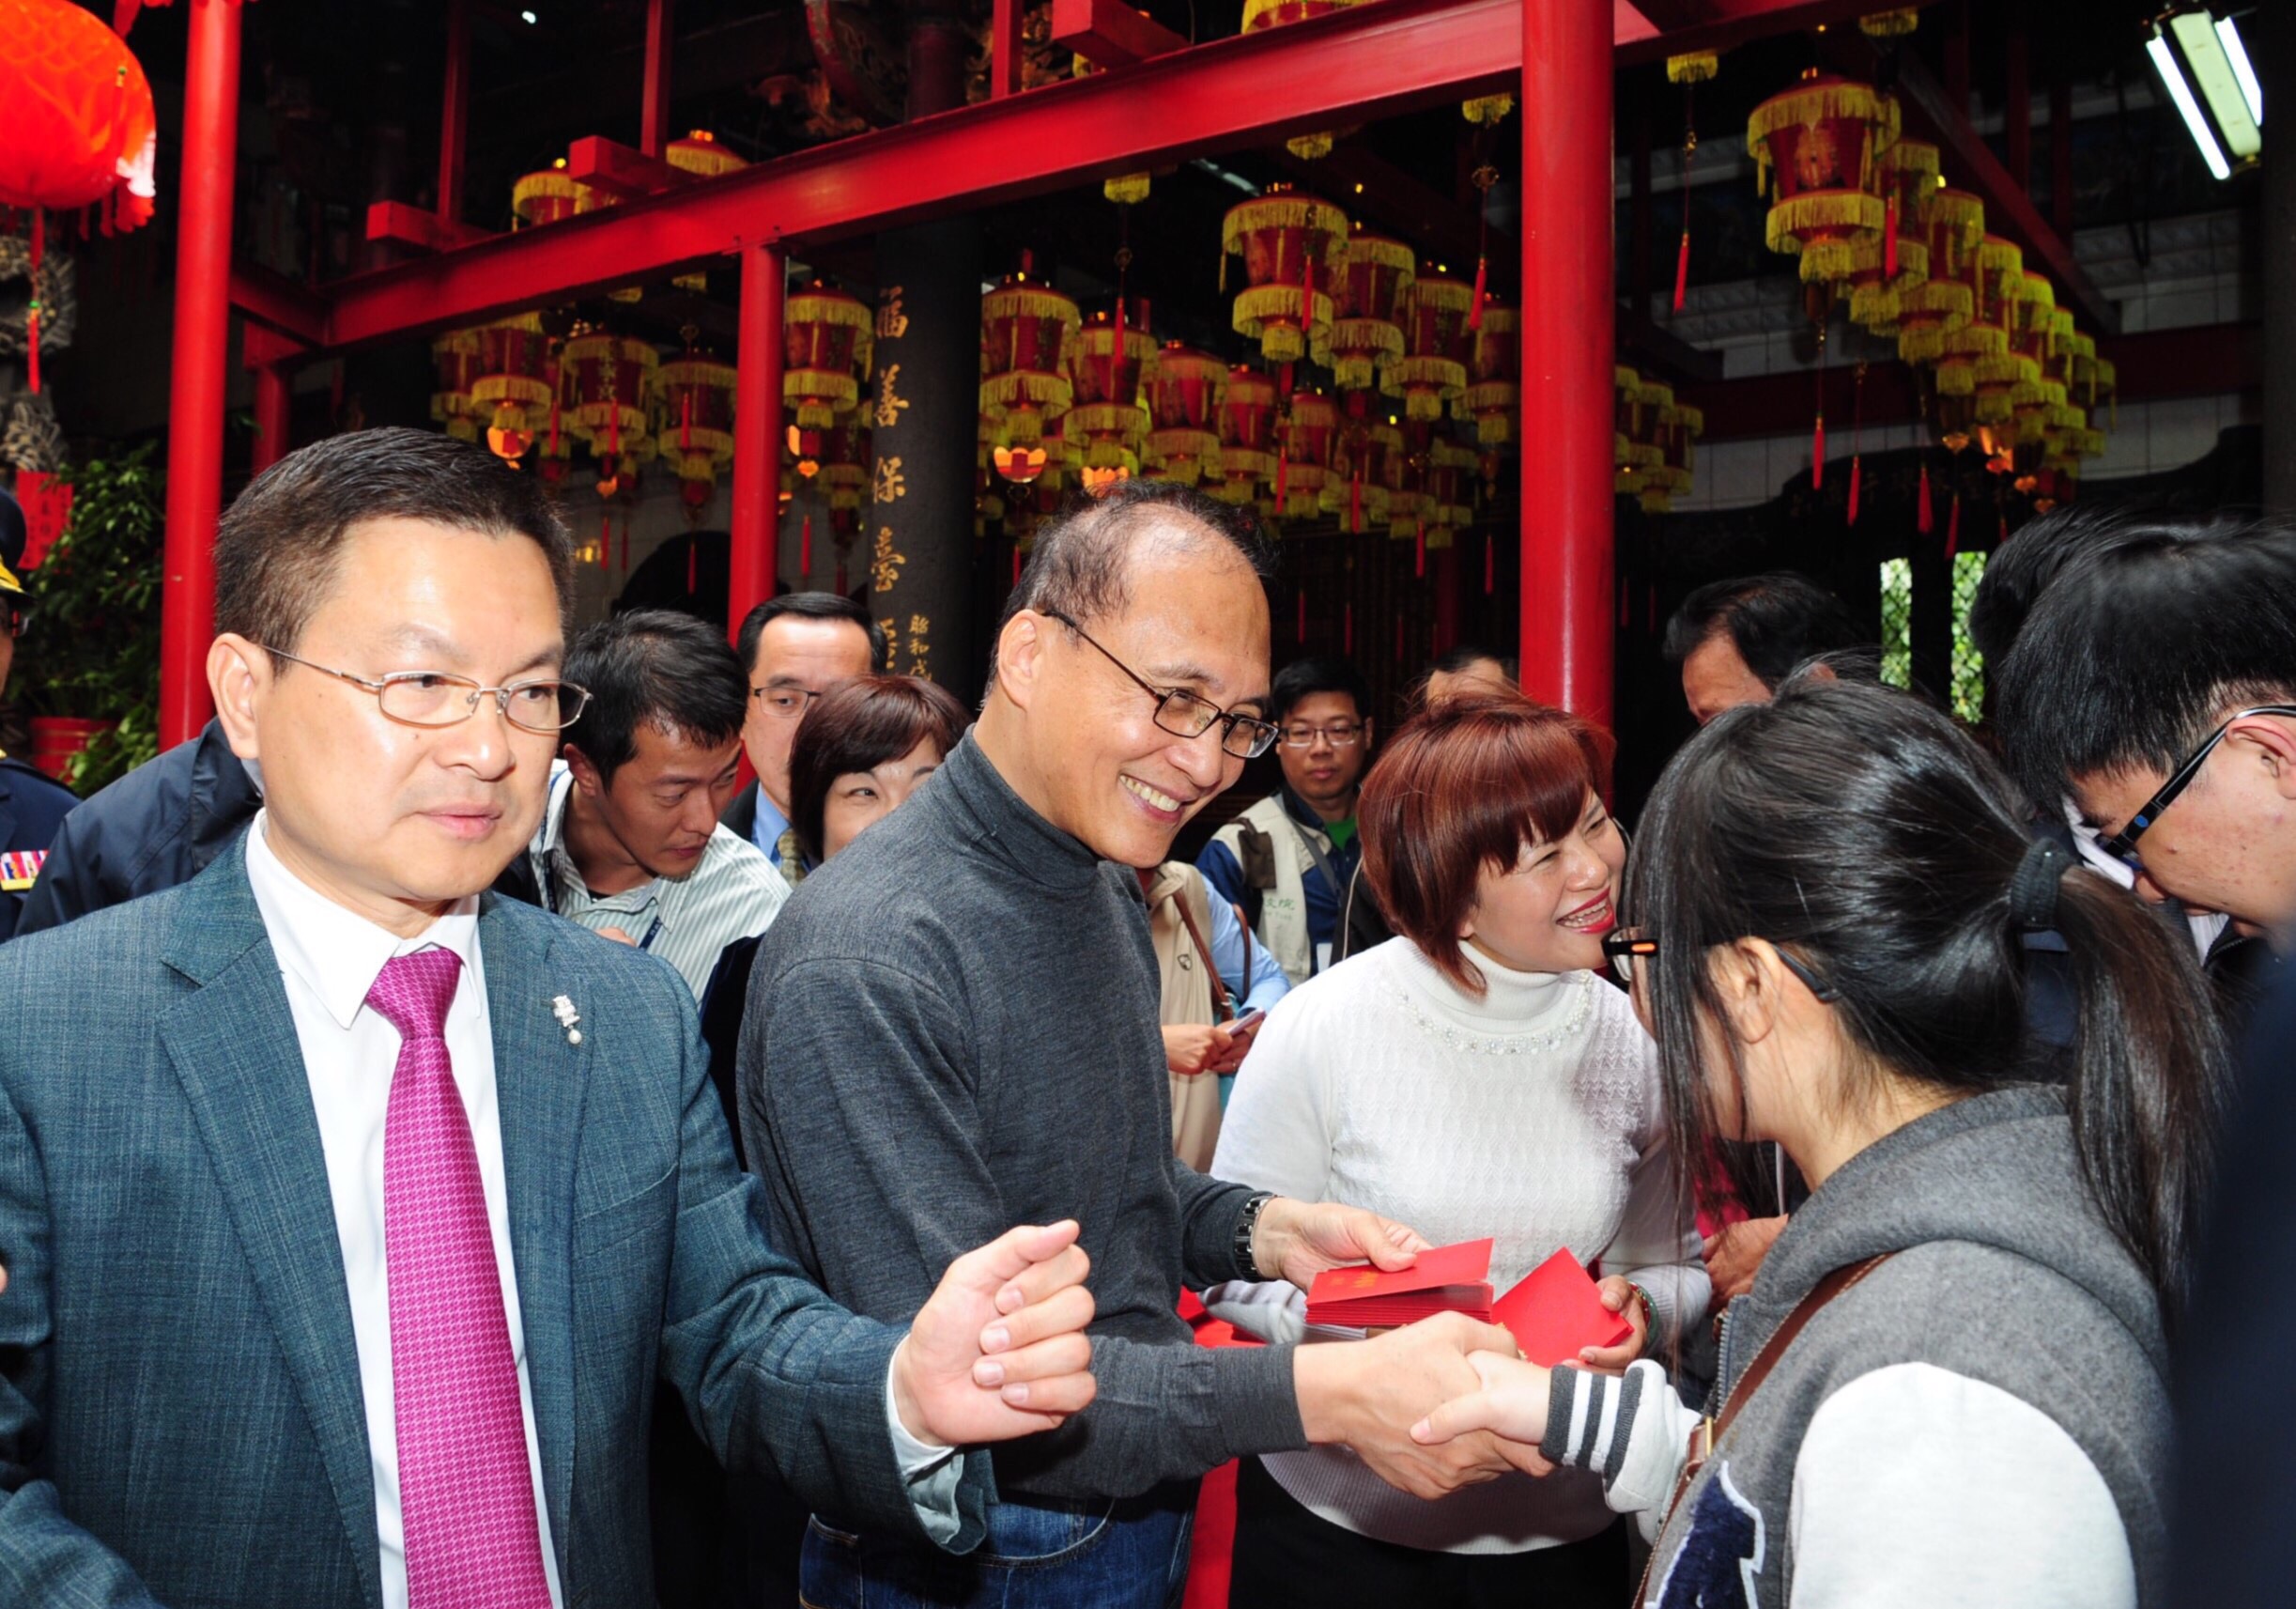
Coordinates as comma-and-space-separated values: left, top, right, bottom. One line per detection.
1746, 70, 1897, 287
1144, 345, 1228, 487
1212, 367, 1279, 507
979, 272, 1079, 448
0, 0, 160, 230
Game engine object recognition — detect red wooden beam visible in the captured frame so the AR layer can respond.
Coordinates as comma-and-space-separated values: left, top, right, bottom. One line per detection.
641, 0, 675, 158
228, 264, 330, 347
1518, 0, 1613, 727
365, 199, 495, 255
1053, 0, 1191, 69
564, 134, 695, 201
439, 0, 470, 224
727, 242, 786, 642
991, 0, 1024, 97
162, 0, 242, 748
1832, 37, 2119, 333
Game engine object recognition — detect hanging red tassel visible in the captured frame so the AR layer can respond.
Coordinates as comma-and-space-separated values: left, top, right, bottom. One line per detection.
1414, 518, 1425, 578
1884, 194, 1899, 279
1811, 412, 1826, 490
1672, 230, 1691, 314
1947, 493, 1963, 559
687, 541, 698, 594
1109, 295, 1126, 404
1484, 534, 1495, 595
1350, 472, 1363, 534
1917, 463, 1934, 534
1273, 449, 1288, 506
1468, 256, 1487, 331
24, 209, 42, 395
680, 391, 693, 452
1847, 455, 1862, 526
800, 514, 813, 576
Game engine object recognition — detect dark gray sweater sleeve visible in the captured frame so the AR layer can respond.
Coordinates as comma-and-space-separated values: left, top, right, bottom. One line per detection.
742, 954, 1307, 1497
1168, 1159, 1259, 1291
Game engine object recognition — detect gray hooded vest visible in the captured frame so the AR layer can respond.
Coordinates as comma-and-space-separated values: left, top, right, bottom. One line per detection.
1545, 1085, 2171, 1607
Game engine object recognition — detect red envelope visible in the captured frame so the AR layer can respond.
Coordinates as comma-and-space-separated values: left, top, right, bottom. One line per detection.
1493, 1248, 1633, 1367
1303, 1238, 1495, 1327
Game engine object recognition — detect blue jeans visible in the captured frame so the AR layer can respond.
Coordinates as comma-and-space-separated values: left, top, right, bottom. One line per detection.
798, 1484, 1196, 1609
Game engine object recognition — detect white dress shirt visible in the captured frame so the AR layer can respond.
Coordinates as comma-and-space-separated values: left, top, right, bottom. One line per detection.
244, 814, 961, 1608
245, 813, 563, 1609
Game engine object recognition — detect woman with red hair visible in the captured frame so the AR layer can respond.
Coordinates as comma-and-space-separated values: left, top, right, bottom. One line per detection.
1207, 690, 1703, 1608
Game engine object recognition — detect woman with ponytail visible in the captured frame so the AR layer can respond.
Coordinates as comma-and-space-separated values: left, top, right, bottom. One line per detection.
1411, 678, 2226, 1608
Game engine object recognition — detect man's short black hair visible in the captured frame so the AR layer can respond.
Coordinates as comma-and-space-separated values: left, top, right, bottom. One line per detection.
734, 591, 889, 680
1996, 518, 2296, 807
1430, 643, 1514, 678
1661, 573, 1867, 688
1270, 656, 1371, 725
216, 427, 575, 658
1967, 503, 2167, 667
994, 480, 1274, 679
563, 609, 748, 785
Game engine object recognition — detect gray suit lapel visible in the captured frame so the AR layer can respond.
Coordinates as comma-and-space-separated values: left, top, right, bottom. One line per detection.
480, 897, 590, 1589
156, 843, 384, 1609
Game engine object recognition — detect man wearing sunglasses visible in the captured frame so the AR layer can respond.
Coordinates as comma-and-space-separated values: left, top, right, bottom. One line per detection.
0, 487, 79, 939
741, 478, 1523, 1609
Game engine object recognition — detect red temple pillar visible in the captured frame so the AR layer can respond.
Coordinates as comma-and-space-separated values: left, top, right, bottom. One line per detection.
1517, 0, 1613, 726
728, 240, 786, 643
161, 0, 245, 748
250, 365, 293, 477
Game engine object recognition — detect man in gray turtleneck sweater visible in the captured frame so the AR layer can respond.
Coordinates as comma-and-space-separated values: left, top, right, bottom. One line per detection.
740, 481, 1519, 1609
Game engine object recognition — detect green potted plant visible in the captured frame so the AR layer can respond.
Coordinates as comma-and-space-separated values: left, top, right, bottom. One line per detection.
17, 444, 163, 794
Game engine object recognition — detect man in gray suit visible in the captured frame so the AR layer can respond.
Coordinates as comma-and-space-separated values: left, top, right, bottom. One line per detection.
0, 428, 1097, 1608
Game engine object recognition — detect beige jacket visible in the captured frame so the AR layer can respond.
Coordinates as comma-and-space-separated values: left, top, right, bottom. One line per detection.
1141, 861, 1229, 1172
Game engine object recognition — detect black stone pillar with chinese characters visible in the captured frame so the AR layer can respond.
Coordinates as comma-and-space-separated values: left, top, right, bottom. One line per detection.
868, 219, 984, 700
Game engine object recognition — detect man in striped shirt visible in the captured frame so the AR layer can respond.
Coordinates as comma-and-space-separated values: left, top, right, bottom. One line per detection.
528, 609, 787, 999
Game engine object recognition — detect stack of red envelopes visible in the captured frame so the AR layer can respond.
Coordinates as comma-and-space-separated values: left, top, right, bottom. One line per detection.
1304, 1238, 1495, 1327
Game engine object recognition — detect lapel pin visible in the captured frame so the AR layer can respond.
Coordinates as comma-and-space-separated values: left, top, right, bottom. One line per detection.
552, 994, 583, 1045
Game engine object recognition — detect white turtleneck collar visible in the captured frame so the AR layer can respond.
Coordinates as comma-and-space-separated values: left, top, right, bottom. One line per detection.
1385, 935, 1597, 1047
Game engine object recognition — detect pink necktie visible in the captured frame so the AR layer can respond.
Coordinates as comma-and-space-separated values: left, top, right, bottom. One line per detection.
372, 948, 553, 1609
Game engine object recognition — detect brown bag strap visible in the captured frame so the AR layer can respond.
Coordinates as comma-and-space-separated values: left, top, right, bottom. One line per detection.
1639, 1252, 1895, 1600
1173, 887, 1236, 1022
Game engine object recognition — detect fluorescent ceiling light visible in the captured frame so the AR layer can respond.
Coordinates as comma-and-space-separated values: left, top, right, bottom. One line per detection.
2170, 10, 2260, 160
2150, 28, 2232, 180
2217, 14, 2263, 126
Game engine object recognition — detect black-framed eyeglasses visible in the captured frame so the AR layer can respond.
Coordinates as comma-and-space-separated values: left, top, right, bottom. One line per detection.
1601, 927, 1841, 1001
259, 645, 593, 734
1038, 609, 1278, 760
1277, 722, 1365, 750
2099, 704, 2296, 870
751, 684, 823, 720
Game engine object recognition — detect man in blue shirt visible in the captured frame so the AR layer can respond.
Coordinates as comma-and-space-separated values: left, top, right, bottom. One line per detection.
724, 593, 886, 885
1199, 656, 1388, 983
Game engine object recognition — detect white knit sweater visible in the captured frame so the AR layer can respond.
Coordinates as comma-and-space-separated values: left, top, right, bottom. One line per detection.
1208, 936, 1705, 1555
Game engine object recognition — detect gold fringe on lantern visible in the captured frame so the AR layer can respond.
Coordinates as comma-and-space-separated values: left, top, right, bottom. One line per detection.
1460, 379, 1518, 444
1766, 191, 1887, 259
666, 132, 747, 180
785, 370, 859, 428
1975, 390, 2013, 425
1748, 77, 1900, 190
1850, 283, 1902, 330
1934, 356, 1977, 395
1461, 95, 1514, 126
1858, 8, 1920, 38
1232, 285, 1336, 362
1945, 322, 2010, 360
1667, 51, 1719, 85
1972, 351, 2039, 389
1393, 354, 1467, 417
1930, 189, 1986, 273
1220, 196, 1352, 261
1318, 317, 1404, 389
979, 369, 1075, 418
1104, 173, 1153, 205
512, 169, 588, 224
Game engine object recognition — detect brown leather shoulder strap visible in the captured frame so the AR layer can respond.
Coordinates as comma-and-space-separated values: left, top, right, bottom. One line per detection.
1712, 1251, 1894, 1441
1643, 1248, 1897, 1598
1172, 883, 1235, 1021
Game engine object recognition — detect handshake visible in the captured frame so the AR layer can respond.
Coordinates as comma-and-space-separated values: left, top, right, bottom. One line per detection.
888, 1199, 1632, 1502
